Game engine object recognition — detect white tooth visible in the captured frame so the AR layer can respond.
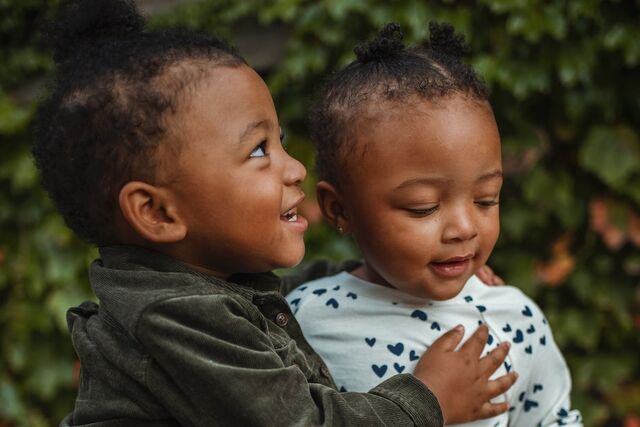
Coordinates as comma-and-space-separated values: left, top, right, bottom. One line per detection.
288, 214, 297, 222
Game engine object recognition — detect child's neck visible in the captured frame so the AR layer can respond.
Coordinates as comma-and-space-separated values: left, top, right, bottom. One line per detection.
350, 264, 393, 289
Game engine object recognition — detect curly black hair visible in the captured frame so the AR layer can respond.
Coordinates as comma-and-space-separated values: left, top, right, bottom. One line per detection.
32, 0, 244, 245
310, 22, 489, 186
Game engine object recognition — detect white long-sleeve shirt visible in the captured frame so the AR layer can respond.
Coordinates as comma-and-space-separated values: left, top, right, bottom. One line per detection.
287, 272, 582, 426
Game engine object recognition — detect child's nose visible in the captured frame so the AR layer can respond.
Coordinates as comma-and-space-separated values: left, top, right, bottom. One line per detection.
283, 152, 307, 185
442, 207, 478, 242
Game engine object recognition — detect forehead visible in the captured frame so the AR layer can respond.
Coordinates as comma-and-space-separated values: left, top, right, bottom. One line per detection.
172, 64, 276, 144
344, 95, 501, 186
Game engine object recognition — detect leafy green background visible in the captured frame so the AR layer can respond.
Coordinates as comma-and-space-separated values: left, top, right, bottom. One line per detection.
1, 0, 639, 425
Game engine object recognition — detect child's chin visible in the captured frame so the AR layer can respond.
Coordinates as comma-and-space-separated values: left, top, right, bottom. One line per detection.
276, 247, 306, 269
423, 280, 468, 301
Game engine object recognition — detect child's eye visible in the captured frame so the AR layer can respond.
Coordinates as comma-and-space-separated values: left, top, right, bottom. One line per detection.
475, 200, 499, 208
249, 140, 268, 158
406, 206, 439, 216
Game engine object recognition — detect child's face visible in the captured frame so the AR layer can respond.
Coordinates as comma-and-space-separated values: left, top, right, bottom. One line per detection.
341, 95, 502, 300
164, 65, 308, 277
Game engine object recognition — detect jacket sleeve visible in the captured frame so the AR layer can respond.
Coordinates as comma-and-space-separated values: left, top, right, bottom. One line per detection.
280, 259, 362, 295
136, 293, 442, 427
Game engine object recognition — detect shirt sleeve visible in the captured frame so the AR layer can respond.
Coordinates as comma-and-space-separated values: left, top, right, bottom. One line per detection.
136, 293, 443, 427
511, 301, 583, 427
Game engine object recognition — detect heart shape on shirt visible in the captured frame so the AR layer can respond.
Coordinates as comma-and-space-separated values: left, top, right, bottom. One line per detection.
410, 310, 428, 321
409, 350, 420, 361
365, 337, 376, 347
325, 298, 339, 309
372, 364, 387, 378
502, 323, 512, 332
346, 292, 357, 299
524, 399, 539, 412
533, 384, 543, 393
526, 324, 535, 334
476, 305, 487, 313
387, 342, 404, 356
464, 295, 473, 302
430, 322, 441, 331
540, 335, 546, 345
313, 288, 327, 296
522, 305, 533, 317
525, 345, 532, 354
513, 329, 524, 343
393, 363, 405, 373
333, 285, 340, 291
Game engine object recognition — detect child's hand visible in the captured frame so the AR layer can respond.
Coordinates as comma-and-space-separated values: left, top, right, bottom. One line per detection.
414, 324, 517, 423
476, 265, 505, 286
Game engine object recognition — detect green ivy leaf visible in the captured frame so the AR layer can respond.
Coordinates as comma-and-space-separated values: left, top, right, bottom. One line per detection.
579, 126, 640, 189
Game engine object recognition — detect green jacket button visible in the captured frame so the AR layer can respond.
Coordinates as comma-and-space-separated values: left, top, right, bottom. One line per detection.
275, 312, 289, 326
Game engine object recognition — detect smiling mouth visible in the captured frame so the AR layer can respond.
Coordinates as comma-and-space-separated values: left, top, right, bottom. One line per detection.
280, 195, 306, 223
281, 208, 298, 222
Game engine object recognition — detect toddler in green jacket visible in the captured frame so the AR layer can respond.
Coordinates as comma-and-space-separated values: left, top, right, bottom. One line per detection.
33, 0, 517, 425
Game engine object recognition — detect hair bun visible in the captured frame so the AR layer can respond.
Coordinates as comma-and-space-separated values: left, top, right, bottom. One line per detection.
354, 23, 405, 63
427, 21, 469, 59
49, 0, 145, 64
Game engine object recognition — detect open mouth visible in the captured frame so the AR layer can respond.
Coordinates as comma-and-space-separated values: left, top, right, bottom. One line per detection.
429, 255, 474, 277
281, 208, 299, 222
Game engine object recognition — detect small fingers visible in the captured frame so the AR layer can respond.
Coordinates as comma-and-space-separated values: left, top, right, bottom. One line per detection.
476, 265, 505, 286
485, 371, 519, 400
476, 401, 510, 420
475, 265, 493, 285
430, 324, 465, 352
460, 324, 488, 357
479, 341, 510, 376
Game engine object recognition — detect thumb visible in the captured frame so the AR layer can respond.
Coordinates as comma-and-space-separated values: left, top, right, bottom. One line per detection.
431, 324, 464, 352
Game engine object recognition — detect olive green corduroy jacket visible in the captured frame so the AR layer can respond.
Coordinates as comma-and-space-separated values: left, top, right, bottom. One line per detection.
61, 245, 443, 426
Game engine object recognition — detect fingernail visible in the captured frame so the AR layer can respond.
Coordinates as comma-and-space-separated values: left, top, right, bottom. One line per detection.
504, 341, 511, 348
454, 324, 464, 333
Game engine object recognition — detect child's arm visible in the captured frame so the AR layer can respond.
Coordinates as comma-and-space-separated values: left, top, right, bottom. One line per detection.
138, 293, 439, 426
136, 294, 515, 426
510, 303, 583, 426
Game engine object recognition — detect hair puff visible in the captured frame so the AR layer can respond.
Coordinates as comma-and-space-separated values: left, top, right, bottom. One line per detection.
426, 21, 469, 59
48, 0, 144, 64
354, 23, 405, 63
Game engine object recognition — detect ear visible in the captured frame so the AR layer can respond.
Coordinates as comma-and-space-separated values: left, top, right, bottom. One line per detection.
118, 181, 187, 243
316, 180, 351, 234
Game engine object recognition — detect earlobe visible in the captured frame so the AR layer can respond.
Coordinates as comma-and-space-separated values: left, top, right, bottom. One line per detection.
118, 181, 187, 243
316, 180, 350, 234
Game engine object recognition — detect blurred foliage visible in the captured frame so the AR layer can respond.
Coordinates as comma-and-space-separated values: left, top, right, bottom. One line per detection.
1, 0, 639, 425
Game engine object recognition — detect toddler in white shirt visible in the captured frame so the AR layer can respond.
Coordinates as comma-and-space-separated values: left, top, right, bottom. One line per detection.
287, 22, 582, 426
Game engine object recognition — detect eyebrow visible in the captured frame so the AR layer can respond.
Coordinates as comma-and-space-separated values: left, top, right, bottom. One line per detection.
395, 170, 503, 190
238, 120, 270, 144
476, 170, 503, 182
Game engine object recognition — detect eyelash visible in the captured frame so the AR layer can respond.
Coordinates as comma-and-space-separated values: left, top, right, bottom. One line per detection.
406, 200, 499, 216
406, 206, 438, 216
476, 200, 499, 208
